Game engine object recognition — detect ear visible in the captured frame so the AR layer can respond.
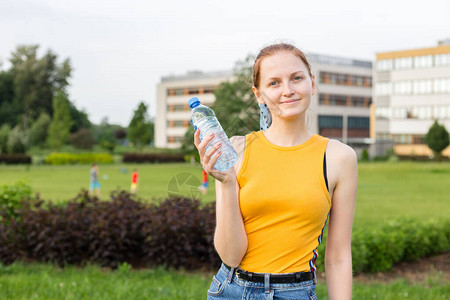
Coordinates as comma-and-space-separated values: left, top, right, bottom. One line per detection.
252, 86, 265, 105
311, 75, 316, 96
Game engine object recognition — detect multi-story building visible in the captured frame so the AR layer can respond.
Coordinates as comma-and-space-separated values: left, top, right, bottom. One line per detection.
309, 53, 373, 153
155, 70, 233, 149
373, 39, 450, 157
155, 54, 373, 153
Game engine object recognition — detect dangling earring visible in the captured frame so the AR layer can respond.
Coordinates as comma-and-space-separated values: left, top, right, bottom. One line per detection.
259, 103, 272, 130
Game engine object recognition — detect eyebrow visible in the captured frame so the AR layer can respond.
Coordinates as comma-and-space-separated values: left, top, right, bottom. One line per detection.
265, 71, 306, 82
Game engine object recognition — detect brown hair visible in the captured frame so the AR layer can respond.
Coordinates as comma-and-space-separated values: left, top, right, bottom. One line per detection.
252, 43, 312, 88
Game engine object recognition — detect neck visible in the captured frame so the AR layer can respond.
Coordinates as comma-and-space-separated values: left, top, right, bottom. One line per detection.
263, 114, 312, 147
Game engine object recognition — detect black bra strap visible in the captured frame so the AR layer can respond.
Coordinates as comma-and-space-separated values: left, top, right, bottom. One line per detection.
323, 153, 329, 192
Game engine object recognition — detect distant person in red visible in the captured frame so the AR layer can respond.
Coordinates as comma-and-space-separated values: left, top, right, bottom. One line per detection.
131, 169, 139, 194
201, 169, 208, 195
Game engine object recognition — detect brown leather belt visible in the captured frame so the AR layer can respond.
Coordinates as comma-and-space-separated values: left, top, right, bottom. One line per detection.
223, 263, 315, 284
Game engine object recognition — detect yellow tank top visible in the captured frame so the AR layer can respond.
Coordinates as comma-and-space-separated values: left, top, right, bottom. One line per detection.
237, 131, 331, 274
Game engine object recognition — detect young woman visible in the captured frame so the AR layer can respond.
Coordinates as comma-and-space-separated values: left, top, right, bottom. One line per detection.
195, 43, 357, 299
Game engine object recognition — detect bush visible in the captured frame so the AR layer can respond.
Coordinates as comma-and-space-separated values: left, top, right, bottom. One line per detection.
0, 191, 219, 269
45, 153, 113, 165
7, 125, 29, 154
122, 153, 185, 163
361, 148, 369, 161
29, 113, 51, 148
0, 191, 448, 273
0, 154, 32, 164
0, 124, 11, 154
0, 181, 33, 223
69, 128, 95, 150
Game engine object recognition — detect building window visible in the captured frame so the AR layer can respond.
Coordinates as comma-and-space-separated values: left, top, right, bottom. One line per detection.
319, 94, 326, 105
167, 120, 187, 128
167, 104, 186, 112
167, 136, 183, 143
348, 117, 370, 129
320, 72, 370, 87
414, 55, 433, 68
377, 59, 393, 71
434, 105, 450, 119
351, 96, 365, 107
329, 94, 347, 106
434, 78, 450, 93
375, 82, 392, 95
375, 106, 391, 119
413, 79, 432, 94
319, 115, 343, 128
350, 75, 364, 86
434, 53, 450, 66
395, 57, 413, 69
412, 135, 425, 144
203, 86, 216, 94
394, 80, 412, 95
318, 115, 343, 138
188, 88, 200, 95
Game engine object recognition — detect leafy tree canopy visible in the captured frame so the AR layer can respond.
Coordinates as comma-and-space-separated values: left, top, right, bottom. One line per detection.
181, 54, 260, 156
128, 102, 153, 148
425, 120, 449, 158
47, 91, 73, 150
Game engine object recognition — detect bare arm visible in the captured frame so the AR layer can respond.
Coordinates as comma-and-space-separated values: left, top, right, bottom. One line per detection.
325, 141, 358, 300
194, 131, 247, 267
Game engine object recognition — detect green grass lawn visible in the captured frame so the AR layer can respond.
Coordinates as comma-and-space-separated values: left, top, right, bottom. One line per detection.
0, 161, 449, 229
0, 161, 449, 299
0, 262, 448, 300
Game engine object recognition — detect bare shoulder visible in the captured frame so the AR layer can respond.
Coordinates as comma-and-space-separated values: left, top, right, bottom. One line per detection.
230, 135, 246, 175
326, 139, 357, 166
230, 136, 245, 155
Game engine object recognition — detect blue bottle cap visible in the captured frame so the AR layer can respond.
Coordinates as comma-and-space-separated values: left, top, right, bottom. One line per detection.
188, 97, 201, 108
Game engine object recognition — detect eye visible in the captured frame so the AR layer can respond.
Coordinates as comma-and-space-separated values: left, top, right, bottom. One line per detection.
293, 76, 303, 81
269, 81, 278, 86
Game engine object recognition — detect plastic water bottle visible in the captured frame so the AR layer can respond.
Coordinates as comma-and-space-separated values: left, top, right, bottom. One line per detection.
188, 97, 238, 171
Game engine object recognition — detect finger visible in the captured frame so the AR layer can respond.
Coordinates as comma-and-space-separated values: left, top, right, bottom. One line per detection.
202, 141, 221, 166
208, 148, 222, 171
193, 128, 201, 146
197, 133, 215, 154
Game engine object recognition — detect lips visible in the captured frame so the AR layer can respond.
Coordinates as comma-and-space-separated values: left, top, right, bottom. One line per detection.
281, 99, 300, 104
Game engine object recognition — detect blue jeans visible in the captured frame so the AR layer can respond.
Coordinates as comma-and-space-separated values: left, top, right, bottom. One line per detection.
207, 263, 318, 300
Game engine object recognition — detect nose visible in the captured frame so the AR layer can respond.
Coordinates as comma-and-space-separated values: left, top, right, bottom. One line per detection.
281, 82, 294, 97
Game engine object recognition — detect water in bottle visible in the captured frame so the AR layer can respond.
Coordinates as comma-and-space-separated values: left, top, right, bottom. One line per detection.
188, 97, 238, 171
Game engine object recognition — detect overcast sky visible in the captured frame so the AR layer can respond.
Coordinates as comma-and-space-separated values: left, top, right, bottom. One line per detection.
1, 0, 449, 126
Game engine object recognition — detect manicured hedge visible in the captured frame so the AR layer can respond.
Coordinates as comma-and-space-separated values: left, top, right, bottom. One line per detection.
316, 218, 450, 273
0, 191, 217, 269
0, 154, 32, 164
122, 153, 185, 163
0, 188, 448, 273
44, 153, 114, 165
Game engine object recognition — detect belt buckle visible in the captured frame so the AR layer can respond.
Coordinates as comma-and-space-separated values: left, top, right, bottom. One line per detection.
235, 269, 241, 280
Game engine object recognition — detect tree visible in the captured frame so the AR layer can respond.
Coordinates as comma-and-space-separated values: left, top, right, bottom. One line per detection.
0, 70, 17, 127
212, 54, 260, 137
0, 124, 11, 154
127, 102, 152, 148
47, 91, 73, 150
7, 125, 29, 154
180, 54, 259, 155
69, 103, 91, 133
9, 45, 72, 122
29, 112, 51, 147
70, 128, 95, 150
425, 120, 449, 159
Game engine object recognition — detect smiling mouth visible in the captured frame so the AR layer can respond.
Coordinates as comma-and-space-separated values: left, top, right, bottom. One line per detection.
282, 99, 300, 104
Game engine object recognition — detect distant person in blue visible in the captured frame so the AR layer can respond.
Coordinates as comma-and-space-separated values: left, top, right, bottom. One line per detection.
89, 163, 101, 197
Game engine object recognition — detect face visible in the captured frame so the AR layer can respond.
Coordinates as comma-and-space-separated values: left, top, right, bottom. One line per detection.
252, 51, 315, 121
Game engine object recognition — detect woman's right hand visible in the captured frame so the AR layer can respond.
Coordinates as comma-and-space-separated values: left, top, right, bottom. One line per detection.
194, 129, 236, 185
